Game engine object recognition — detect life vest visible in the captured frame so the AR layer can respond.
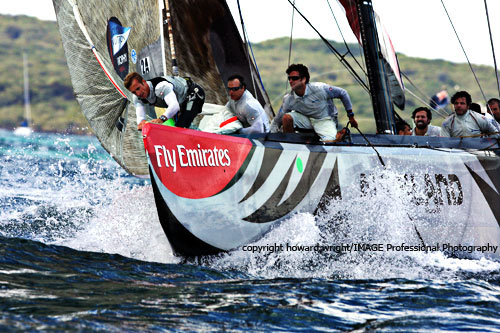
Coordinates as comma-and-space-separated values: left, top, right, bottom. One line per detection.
139, 77, 168, 106
139, 76, 189, 107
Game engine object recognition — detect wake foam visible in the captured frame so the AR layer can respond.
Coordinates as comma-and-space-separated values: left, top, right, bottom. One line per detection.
206, 164, 500, 280
0, 132, 176, 264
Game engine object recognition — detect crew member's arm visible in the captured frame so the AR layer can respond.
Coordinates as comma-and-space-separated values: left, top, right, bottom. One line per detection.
481, 116, 500, 138
134, 97, 148, 130
270, 106, 285, 133
326, 85, 358, 128
150, 81, 181, 124
160, 91, 180, 119
270, 96, 291, 133
240, 103, 268, 134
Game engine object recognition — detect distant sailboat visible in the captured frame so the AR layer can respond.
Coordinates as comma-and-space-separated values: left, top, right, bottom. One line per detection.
14, 53, 33, 136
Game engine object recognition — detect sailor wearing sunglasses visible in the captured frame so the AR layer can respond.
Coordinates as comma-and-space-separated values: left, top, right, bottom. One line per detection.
225, 74, 270, 134
271, 63, 358, 142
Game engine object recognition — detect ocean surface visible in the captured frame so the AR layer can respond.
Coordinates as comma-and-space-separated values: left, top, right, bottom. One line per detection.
2, 129, 500, 331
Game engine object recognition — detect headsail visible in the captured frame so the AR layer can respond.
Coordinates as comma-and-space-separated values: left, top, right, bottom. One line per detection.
53, 0, 272, 176
52, 0, 161, 175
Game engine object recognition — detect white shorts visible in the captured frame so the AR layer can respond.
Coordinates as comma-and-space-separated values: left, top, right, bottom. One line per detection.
289, 111, 338, 141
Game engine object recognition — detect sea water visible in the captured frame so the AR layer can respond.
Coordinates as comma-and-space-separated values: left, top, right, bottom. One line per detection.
1, 129, 500, 331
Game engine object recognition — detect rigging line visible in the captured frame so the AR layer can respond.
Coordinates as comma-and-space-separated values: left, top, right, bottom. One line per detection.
286, 0, 296, 91
401, 72, 449, 118
440, 0, 488, 104
484, 0, 500, 98
244, 29, 269, 95
287, 0, 295, 67
236, 0, 258, 95
400, 72, 431, 105
325, 0, 367, 76
405, 88, 449, 119
286, 0, 370, 93
354, 126, 386, 167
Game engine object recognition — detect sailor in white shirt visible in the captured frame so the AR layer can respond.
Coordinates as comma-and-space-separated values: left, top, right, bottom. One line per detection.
225, 74, 269, 134
487, 98, 500, 132
124, 72, 205, 130
271, 64, 358, 141
411, 107, 441, 136
441, 91, 498, 138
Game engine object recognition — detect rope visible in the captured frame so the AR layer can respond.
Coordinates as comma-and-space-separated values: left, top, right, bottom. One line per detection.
286, 0, 296, 91
401, 73, 449, 119
456, 131, 500, 138
484, 0, 500, 98
354, 125, 386, 167
326, 0, 367, 77
236, 0, 257, 95
164, 0, 179, 76
286, 0, 370, 93
404, 88, 449, 119
287, 0, 295, 68
440, 0, 488, 104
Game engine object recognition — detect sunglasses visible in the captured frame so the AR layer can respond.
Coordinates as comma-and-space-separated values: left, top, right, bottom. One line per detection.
227, 86, 242, 92
288, 75, 301, 81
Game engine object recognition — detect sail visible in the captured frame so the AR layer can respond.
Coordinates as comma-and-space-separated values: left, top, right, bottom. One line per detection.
337, 0, 405, 110
52, 0, 160, 175
53, 0, 272, 176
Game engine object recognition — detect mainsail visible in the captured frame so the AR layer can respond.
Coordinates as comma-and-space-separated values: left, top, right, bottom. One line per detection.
53, 0, 272, 176
338, 0, 405, 110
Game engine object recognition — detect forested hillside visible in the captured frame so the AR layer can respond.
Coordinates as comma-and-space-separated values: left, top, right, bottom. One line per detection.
1, 14, 498, 133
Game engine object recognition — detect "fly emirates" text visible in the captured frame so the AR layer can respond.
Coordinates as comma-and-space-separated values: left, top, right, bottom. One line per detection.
153, 144, 231, 172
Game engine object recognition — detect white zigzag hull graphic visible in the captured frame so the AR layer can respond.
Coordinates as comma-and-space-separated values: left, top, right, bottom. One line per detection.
148, 136, 500, 258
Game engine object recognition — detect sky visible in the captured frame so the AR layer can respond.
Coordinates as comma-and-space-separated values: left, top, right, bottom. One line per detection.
2, 0, 500, 67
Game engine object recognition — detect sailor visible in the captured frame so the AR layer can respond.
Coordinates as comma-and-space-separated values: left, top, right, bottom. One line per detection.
396, 119, 412, 135
225, 74, 270, 134
270, 63, 358, 142
487, 98, 500, 131
411, 107, 441, 136
124, 72, 205, 130
440, 91, 498, 138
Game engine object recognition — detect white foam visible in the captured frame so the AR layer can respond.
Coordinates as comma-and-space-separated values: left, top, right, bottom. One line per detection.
57, 181, 178, 264
208, 165, 500, 279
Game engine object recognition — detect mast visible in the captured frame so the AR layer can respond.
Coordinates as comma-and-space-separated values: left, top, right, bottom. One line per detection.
23, 53, 32, 128
163, 0, 179, 76
356, 0, 396, 134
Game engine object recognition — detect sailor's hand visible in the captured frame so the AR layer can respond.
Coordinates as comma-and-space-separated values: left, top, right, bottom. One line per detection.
348, 115, 358, 129
137, 120, 147, 130
150, 118, 164, 124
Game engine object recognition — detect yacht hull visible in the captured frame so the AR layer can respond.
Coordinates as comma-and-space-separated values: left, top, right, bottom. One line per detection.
143, 123, 500, 258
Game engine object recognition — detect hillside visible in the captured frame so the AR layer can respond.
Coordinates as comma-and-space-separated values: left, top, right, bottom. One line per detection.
0, 14, 499, 133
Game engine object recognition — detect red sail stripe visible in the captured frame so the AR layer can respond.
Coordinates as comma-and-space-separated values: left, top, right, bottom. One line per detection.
92, 48, 127, 98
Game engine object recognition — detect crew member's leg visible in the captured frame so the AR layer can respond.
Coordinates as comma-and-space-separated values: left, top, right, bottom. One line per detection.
310, 117, 337, 141
286, 111, 313, 133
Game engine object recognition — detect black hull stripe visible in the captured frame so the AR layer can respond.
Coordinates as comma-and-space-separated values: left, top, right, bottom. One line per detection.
149, 166, 225, 257
216, 144, 256, 196
239, 144, 283, 203
243, 150, 327, 223
465, 164, 500, 227
313, 158, 341, 215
